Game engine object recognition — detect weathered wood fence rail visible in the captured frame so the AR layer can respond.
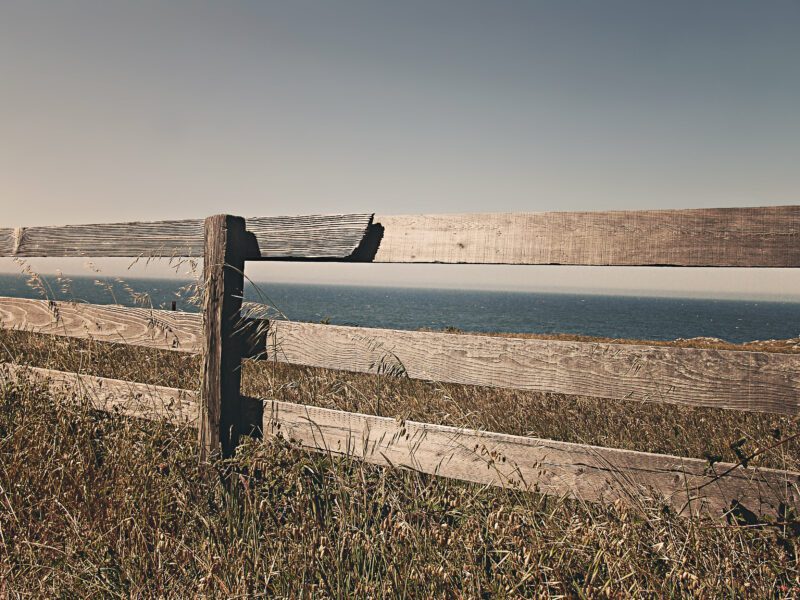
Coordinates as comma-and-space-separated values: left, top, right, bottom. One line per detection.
1, 207, 799, 519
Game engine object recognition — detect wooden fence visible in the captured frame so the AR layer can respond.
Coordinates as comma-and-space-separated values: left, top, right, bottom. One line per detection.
1, 207, 800, 519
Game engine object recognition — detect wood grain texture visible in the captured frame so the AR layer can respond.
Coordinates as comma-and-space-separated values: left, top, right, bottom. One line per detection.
199, 215, 247, 461
0, 296, 202, 352
0, 213, 372, 258
0, 363, 197, 425
2, 359, 796, 517
3, 296, 798, 417
267, 321, 800, 415
5, 206, 800, 265
371, 206, 800, 266
0, 297, 260, 356
262, 397, 800, 518
245, 214, 373, 259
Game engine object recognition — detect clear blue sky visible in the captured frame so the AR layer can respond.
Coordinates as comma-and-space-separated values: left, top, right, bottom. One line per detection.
1, 1, 799, 298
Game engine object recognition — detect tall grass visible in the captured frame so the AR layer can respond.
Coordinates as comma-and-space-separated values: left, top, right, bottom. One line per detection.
1, 328, 798, 597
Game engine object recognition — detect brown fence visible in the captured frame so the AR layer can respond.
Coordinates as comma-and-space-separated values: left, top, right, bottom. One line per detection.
1, 207, 799, 519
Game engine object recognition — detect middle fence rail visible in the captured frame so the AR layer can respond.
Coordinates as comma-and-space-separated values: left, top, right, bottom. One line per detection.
1, 207, 799, 520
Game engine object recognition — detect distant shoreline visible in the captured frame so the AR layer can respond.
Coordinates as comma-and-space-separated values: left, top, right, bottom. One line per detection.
1, 271, 799, 304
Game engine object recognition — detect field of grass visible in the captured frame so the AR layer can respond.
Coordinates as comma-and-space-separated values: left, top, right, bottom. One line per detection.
1, 328, 799, 597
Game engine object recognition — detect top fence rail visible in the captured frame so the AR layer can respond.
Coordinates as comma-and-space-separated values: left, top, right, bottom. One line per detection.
1, 205, 799, 267
0, 214, 373, 260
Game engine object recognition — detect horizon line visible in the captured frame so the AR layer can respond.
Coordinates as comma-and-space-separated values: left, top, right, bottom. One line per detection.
1, 270, 799, 303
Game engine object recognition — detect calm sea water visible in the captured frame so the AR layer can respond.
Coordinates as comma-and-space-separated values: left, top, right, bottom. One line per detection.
2, 273, 800, 343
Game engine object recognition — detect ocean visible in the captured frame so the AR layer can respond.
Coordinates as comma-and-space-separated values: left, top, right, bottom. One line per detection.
1, 273, 799, 343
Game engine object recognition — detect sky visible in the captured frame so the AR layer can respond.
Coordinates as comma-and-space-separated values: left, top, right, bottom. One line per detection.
1, 1, 799, 298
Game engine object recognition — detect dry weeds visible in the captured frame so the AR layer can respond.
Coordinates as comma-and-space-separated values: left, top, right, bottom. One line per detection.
0, 329, 799, 597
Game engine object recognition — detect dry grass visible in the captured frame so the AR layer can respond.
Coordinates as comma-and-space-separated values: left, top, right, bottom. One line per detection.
1, 329, 799, 597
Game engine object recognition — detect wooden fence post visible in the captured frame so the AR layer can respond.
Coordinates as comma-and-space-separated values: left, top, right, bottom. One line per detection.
199, 214, 247, 462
